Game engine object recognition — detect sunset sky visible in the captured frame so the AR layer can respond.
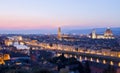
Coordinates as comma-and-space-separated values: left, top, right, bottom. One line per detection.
0, 0, 120, 33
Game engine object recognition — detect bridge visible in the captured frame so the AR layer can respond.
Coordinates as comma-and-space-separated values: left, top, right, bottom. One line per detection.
26, 42, 120, 67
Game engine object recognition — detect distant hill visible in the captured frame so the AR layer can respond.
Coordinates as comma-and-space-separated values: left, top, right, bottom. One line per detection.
68, 27, 120, 35
0, 27, 119, 35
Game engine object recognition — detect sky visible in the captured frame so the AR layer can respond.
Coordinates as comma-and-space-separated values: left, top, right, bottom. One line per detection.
0, 0, 120, 33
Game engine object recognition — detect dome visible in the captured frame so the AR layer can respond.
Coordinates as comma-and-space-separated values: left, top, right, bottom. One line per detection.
104, 28, 113, 36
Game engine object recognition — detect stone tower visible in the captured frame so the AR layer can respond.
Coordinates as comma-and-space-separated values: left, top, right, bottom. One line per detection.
58, 27, 62, 40
92, 29, 96, 39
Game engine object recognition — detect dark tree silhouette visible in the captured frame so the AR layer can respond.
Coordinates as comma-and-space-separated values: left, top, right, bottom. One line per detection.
103, 65, 116, 73
84, 61, 91, 73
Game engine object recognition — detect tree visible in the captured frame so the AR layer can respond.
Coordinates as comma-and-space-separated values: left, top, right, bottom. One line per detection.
103, 65, 116, 73
84, 61, 91, 73
78, 62, 85, 73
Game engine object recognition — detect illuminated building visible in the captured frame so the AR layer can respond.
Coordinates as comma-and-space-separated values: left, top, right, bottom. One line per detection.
4, 39, 13, 46
0, 53, 10, 65
90, 27, 115, 39
104, 27, 114, 39
0, 58, 5, 65
3, 54, 10, 60
17, 36, 23, 41
57, 27, 78, 41
57, 27, 62, 40
91, 29, 97, 39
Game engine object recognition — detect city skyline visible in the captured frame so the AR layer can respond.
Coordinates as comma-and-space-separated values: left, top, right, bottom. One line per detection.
0, 1, 120, 72
0, 0, 120, 32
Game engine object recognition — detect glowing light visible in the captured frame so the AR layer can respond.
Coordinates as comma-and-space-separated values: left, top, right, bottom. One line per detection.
64, 54, 68, 58
0, 58, 5, 65
57, 53, 61, 56
3, 54, 10, 60
118, 54, 120, 58
96, 59, 99, 63
79, 56, 82, 61
74, 55, 77, 58
110, 61, 114, 65
85, 57, 87, 60
111, 54, 114, 57
90, 58, 93, 61
118, 62, 120, 67
103, 53, 106, 56
70, 55, 72, 57
103, 60, 106, 64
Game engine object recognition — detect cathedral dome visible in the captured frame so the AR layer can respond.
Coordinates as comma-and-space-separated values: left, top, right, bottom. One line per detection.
104, 27, 113, 36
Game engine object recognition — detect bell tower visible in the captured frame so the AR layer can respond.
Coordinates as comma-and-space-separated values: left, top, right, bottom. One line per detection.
92, 29, 96, 39
58, 27, 62, 40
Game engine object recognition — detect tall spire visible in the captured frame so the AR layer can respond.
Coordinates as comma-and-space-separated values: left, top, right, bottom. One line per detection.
92, 29, 96, 39
107, 27, 110, 29
58, 27, 62, 40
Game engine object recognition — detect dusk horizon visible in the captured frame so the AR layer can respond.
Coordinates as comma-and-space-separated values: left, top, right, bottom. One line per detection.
0, 27, 120, 34
0, 1, 120, 73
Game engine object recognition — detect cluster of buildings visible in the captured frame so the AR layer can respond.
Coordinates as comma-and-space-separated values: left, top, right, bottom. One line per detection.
57, 27, 115, 40
0, 53, 10, 65
0, 35, 30, 65
90, 27, 115, 39
4, 36, 24, 46
0, 27, 119, 73
39, 42, 120, 58
54, 27, 120, 56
